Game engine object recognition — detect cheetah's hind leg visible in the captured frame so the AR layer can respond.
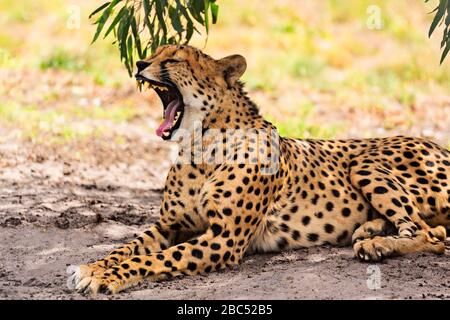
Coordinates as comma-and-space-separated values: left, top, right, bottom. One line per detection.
350, 163, 446, 261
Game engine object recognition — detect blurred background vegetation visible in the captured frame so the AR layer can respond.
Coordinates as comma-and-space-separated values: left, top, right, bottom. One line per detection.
0, 0, 449, 157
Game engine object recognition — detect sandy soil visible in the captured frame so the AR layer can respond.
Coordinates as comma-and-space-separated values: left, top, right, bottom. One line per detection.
1, 139, 449, 300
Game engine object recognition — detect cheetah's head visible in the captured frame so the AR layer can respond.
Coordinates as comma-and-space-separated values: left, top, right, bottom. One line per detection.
135, 45, 246, 140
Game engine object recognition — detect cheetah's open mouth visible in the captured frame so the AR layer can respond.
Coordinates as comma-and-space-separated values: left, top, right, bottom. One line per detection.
135, 75, 184, 140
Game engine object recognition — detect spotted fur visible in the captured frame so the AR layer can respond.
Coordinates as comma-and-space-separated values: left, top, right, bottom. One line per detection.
67, 45, 450, 294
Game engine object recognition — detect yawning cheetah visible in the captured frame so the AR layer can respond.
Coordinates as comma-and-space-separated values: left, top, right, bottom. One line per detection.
67, 45, 449, 294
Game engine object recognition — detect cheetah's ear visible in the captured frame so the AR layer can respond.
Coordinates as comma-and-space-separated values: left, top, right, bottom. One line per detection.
218, 54, 247, 88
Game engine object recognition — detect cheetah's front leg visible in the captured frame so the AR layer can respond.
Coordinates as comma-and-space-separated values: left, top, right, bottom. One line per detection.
75, 172, 269, 294
354, 230, 445, 262
75, 221, 244, 294
67, 222, 173, 290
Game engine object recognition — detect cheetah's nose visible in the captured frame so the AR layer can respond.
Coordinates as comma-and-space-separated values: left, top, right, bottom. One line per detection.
136, 60, 151, 73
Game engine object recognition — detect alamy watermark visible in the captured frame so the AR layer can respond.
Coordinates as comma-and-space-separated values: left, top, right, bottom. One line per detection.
366, 5, 383, 30
168, 120, 281, 175
67, 5, 81, 30
366, 265, 381, 290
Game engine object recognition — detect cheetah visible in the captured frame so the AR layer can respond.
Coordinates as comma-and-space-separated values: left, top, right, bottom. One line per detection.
67, 45, 450, 294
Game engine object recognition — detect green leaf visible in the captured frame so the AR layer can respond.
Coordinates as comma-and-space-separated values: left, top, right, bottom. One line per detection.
188, 0, 204, 24
429, 0, 448, 37
446, 4, 450, 26
203, 0, 210, 33
210, 3, 219, 24
131, 15, 143, 58
169, 5, 184, 34
151, 32, 160, 52
92, 0, 121, 44
442, 28, 449, 47
143, 0, 154, 30
127, 35, 134, 75
117, 9, 131, 63
177, 0, 195, 42
155, 0, 168, 38
440, 41, 450, 64
176, 0, 192, 21
185, 19, 194, 43
143, 0, 156, 46
168, 36, 177, 44
89, 2, 111, 19
104, 6, 127, 39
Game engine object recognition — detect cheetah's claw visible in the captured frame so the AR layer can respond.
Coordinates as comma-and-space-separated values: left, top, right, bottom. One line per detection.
353, 237, 394, 262
66, 264, 108, 293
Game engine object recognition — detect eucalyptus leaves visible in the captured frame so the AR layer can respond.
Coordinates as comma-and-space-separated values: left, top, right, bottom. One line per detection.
90, 0, 219, 75
427, 0, 450, 64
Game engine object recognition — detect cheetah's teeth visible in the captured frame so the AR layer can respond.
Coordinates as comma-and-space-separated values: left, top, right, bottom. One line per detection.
162, 131, 170, 137
154, 85, 168, 91
136, 80, 142, 91
173, 111, 181, 123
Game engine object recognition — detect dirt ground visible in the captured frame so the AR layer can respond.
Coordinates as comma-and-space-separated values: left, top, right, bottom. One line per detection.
1, 138, 449, 300
1, 0, 450, 301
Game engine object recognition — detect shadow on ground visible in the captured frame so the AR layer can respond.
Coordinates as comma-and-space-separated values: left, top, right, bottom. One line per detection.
1, 140, 449, 300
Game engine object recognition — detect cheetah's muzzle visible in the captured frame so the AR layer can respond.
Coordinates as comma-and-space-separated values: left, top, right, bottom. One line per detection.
135, 74, 184, 140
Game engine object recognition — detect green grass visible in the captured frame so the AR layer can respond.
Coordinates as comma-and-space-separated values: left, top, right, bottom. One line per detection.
39, 49, 86, 71
274, 118, 339, 140
0, 0, 449, 145
0, 101, 142, 143
267, 101, 340, 139
288, 56, 325, 79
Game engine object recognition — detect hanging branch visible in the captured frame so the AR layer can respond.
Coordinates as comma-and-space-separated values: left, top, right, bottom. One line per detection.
426, 0, 450, 64
90, 0, 219, 76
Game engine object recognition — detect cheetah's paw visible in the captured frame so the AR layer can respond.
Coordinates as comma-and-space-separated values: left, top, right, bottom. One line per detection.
66, 264, 106, 292
353, 237, 394, 262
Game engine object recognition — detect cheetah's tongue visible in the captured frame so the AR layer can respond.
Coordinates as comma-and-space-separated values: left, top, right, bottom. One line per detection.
156, 99, 181, 137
